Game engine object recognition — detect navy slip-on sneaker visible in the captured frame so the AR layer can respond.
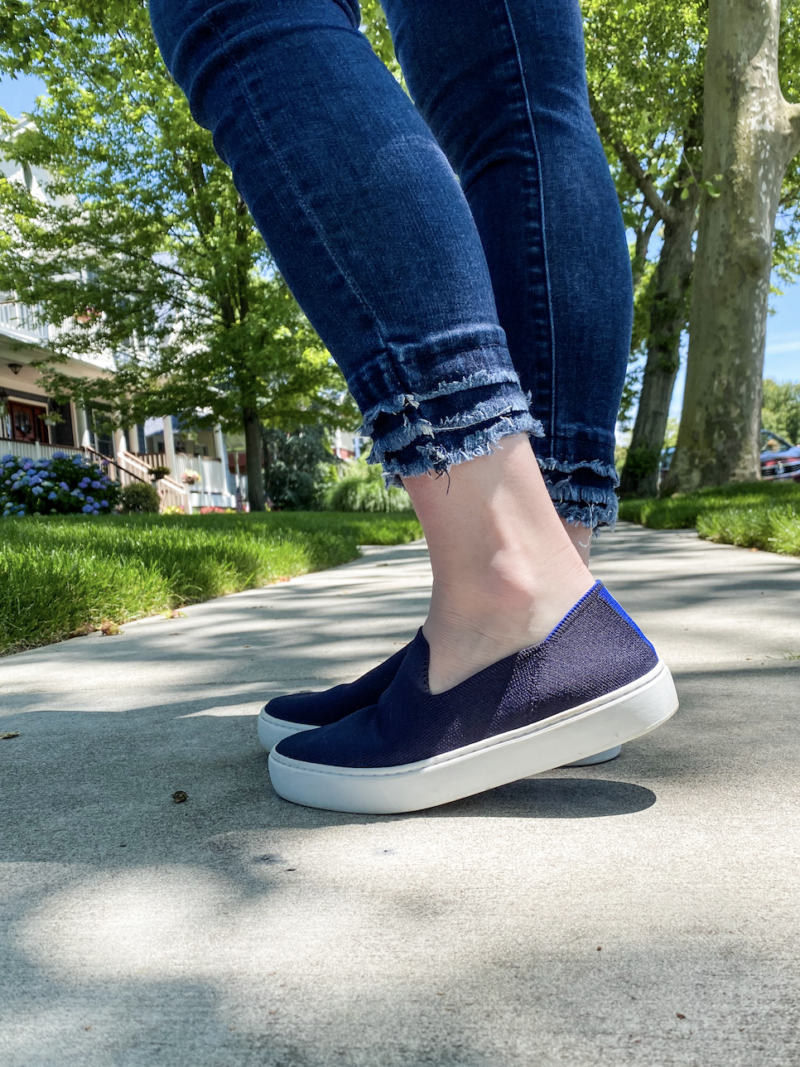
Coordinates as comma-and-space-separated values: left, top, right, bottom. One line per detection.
268, 582, 678, 815
258, 637, 623, 766
257, 642, 409, 751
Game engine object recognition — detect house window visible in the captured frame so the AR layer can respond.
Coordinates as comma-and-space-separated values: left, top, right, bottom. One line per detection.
51, 401, 76, 448
9, 401, 48, 444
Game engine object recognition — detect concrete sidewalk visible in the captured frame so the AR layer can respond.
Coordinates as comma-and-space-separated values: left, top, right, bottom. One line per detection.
1, 525, 799, 1067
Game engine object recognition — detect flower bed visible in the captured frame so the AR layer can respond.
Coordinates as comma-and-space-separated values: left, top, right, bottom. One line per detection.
1, 453, 121, 517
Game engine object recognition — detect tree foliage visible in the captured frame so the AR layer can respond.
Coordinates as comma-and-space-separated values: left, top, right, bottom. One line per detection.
0, 0, 355, 511
762, 378, 800, 443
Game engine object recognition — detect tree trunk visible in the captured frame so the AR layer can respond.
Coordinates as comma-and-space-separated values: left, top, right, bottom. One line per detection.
664, 0, 800, 493
243, 404, 266, 512
619, 175, 700, 498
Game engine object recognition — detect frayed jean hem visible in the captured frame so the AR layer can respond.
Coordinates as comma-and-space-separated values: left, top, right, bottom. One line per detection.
376, 409, 543, 485
538, 457, 619, 533
359, 367, 542, 485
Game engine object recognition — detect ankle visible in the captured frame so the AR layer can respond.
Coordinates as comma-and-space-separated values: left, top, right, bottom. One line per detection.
423, 559, 594, 693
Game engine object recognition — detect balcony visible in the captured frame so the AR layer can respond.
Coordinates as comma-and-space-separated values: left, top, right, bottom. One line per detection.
0, 299, 51, 347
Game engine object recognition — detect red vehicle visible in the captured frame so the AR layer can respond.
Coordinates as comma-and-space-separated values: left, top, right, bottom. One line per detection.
761, 429, 800, 482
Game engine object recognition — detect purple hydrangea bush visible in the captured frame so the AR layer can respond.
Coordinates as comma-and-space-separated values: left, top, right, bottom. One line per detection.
0, 453, 121, 517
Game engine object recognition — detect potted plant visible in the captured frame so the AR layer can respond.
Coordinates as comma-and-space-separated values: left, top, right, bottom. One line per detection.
181, 469, 201, 486
151, 464, 171, 481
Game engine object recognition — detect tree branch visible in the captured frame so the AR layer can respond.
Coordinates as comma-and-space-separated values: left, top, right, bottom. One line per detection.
588, 87, 677, 226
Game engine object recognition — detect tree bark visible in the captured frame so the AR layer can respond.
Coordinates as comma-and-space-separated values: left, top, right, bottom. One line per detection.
242, 404, 266, 512
620, 155, 702, 498
664, 0, 800, 492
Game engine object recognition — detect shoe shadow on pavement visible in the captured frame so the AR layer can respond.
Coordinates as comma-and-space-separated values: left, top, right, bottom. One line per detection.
436, 778, 656, 819
0, 701, 658, 873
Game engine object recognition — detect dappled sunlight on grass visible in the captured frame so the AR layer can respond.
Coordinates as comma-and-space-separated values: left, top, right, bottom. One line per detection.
619, 481, 800, 555
0, 512, 422, 655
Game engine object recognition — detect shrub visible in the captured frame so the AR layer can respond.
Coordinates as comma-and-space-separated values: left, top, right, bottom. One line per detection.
324, 460, 411, 513
0, 452, 120, 517
120, 481, 161, 514
619, 444, 660, 492
263, 425, 335, 510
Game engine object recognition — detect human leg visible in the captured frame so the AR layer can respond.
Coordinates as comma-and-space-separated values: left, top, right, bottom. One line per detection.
149, 0, 538, 485
150, 0, 673, 808
382, 0, 632, 538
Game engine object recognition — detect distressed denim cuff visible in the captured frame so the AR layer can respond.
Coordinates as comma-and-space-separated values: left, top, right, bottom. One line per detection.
351, 330, 542, 483
538, 457, 620, 533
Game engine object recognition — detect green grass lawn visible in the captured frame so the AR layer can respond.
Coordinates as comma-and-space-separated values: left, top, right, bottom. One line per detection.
618, 480, 800, 556
0, 511, 422, 656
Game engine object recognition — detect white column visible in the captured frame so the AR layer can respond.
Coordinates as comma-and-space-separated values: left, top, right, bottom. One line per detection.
162, 415, 177, 476
213, 424, 231, 496
113, 427, 127, 457
76, 407, 92, 449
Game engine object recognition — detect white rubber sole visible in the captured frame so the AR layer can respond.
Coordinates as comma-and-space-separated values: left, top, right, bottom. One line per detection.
257, 708, 317, 752
563, 744, 622, 767
267, 660, 678, 814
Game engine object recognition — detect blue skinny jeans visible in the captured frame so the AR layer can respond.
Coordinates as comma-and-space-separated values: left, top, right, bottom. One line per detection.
149, 0, 632, 529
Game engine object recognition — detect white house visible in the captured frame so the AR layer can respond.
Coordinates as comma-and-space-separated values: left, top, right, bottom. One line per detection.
0, 128, 237, 511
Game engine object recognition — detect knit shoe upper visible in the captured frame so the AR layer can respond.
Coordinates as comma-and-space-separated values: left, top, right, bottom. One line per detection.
263, 641, 409, 729
273, 582, 659, 770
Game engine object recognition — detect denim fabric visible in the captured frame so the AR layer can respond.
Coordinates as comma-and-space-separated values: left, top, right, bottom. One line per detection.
273, 583, 658, 768
149, 0, 632, 528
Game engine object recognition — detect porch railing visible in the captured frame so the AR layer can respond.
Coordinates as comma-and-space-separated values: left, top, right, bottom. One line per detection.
134, 450, 231, 496
118, 450, 190, 512
0, 436, 82, 462
0, 299, 51, 344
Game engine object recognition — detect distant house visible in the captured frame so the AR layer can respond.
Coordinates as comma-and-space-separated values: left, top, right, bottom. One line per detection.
0, 128, 236, 512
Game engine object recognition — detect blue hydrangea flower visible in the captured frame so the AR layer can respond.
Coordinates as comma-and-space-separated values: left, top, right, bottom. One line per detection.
52, 451, 66, 459
59, 482, 69, 490
81, 504, 93, 514
32, 486, 44, 496
91, 480, 101, 489
48, 492, 57, 501
100, 500, 109, 507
